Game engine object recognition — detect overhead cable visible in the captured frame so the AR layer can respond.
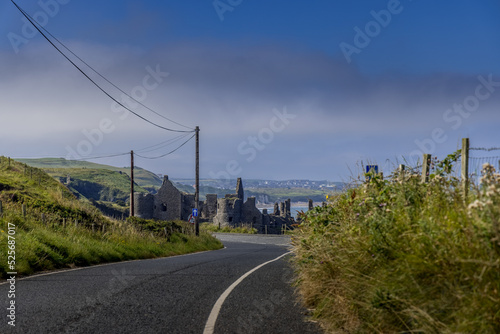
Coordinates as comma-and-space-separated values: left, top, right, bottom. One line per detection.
135, 134, 195, 160
10, 0, 194, 134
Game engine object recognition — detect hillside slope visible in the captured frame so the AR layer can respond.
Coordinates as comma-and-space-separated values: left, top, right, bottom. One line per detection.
18, 158, 162, 190
45, 168, 148, 202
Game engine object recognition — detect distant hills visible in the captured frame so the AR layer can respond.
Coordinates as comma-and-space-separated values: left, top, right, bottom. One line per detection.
17, 158, 343, 214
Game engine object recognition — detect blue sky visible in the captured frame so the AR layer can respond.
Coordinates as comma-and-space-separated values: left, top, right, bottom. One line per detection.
1, 0, 500, 181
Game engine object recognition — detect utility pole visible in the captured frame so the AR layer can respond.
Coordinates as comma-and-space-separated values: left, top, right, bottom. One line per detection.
195, 126, 200, 236
130, 150, 134, 217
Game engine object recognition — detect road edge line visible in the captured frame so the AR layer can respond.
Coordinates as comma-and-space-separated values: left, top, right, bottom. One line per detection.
203, 251, 292, 334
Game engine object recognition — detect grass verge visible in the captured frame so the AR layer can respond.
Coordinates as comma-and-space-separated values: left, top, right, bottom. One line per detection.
201, 223, 257, 234
0, 157, 223, 278
291, 160, 500, 333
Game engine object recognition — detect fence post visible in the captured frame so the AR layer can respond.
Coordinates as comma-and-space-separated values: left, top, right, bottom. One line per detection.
0, 200, 2, 217
92, 224, 95, 233
74, 219, 78, 228
422, 154, 432, 183
41, 213, 45, 224
461, 138, 469, 198
399, 164, 405, 182
22, 204, 26, 217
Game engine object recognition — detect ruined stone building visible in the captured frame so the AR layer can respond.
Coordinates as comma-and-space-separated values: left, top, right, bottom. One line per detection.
133, 176, 197, 221
134, 176, 295, 234
212, 178, 263, 227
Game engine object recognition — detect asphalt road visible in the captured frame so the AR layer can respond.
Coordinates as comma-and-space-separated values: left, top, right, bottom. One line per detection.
0, 233, 323, 334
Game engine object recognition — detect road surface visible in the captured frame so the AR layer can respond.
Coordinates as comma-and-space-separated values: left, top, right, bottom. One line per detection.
1, 233, 322, 334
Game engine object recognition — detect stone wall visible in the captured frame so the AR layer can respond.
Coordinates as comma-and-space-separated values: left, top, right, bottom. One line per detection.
133, 192, 154, 219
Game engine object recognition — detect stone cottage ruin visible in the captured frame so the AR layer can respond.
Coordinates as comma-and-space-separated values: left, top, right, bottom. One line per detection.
133, 176, 295, 234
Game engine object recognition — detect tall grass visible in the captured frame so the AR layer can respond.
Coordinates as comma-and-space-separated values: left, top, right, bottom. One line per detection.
201, 223, 258, 234
291, 160, 500, 333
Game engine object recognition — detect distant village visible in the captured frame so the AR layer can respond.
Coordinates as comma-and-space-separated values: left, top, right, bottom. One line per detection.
170, 177, 341, 191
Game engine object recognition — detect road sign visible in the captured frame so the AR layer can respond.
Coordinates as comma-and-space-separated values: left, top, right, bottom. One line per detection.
366, 165, 378, 174
192, 208, 198, 217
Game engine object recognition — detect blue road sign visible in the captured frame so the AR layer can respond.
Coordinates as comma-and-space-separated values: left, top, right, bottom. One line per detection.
366, 165, 378, 174
192, 208, 198, 217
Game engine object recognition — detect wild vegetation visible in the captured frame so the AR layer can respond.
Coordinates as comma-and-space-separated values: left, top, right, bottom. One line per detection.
0, 157, 223, 278
291, 157, 500, 333
201, 223, 257, 234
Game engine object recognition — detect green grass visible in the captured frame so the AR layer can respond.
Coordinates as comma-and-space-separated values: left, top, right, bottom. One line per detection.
291, 160, 500, 333
18, 158, 163, 190
201, 223, 257, 234
45, 167, 148, 202
0, 157, 223, 278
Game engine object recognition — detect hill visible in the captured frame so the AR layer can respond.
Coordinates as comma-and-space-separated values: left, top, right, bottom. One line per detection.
18, 158, 162, 191
45, 168, 148, 202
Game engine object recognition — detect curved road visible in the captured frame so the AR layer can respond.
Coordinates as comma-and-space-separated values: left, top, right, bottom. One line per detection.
1, 234, 322, 334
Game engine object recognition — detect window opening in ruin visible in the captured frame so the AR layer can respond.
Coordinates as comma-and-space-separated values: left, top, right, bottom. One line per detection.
162, 203, 167, 212
229, 217, 233, 222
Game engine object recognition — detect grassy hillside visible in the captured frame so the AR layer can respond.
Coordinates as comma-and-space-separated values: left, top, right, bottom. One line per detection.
0, 157, 222, 278
292, 160, 500, 333
45, 167, 148, 202
18, 158, 162, 190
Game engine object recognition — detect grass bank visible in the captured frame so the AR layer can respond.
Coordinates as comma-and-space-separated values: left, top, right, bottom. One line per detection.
201, 223, 257, 234
0, 157, 223, 278
291, 161, 500, 333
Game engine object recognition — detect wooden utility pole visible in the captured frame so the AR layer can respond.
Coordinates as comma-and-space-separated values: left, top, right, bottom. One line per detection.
130, 150, 135, 217
398, 164, 406, 182
195, 126, 200, 236
461, 138, 469, 198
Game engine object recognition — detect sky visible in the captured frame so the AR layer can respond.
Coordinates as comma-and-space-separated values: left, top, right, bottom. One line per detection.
1, 0, 500, 181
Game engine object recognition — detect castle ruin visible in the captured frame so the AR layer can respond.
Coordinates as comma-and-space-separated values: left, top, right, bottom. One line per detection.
133, 177, 295, 234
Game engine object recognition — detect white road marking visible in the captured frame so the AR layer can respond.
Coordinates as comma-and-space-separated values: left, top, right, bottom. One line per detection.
203, 251, 292, 334
0, 249, 219, 285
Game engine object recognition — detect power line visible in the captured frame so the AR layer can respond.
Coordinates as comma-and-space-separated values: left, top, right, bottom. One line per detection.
68, 152, 131, 161
21, 11, 193, 131
134, 133, 192, 154
135, 134, 195, 160
10, 0, 194, 134
470, 147, 500, 152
